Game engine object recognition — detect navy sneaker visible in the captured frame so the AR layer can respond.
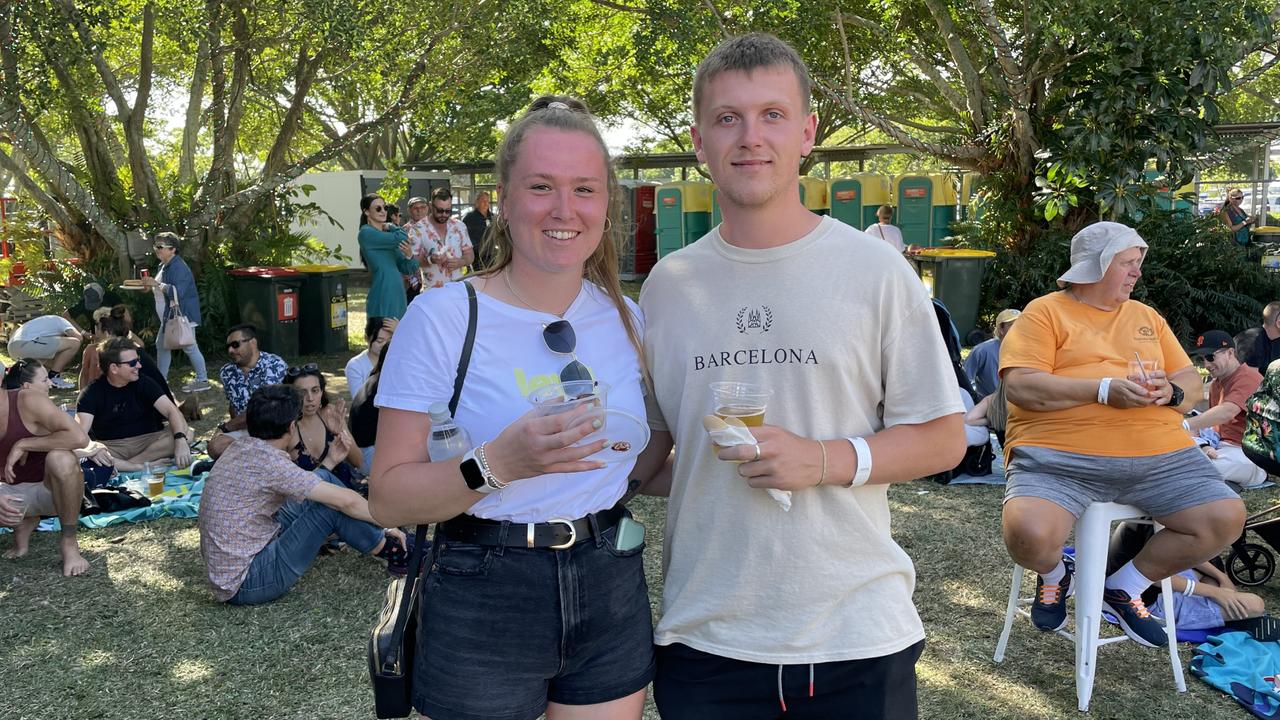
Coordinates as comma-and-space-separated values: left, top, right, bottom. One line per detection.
1102, 588, 1168, 647
1031, 556, 1075, 632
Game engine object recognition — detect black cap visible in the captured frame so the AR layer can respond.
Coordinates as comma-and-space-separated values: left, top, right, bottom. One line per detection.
1191, 330, 1234, 356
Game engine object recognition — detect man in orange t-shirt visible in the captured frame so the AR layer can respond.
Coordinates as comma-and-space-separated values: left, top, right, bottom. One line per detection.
1186, 330, 1267, 490
1000, 222, 1244, 649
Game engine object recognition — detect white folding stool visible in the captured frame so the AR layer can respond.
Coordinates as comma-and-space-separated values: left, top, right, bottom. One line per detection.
993, 502, 1187, 712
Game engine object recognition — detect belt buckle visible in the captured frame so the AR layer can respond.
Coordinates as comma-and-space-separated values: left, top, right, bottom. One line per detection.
547, 518, 577, 550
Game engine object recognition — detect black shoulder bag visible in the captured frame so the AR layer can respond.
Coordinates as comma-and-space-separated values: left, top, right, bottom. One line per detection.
368, 282, 477, 719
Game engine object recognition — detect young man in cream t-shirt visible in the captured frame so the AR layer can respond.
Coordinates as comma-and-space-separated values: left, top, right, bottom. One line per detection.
636, 33, 965, 719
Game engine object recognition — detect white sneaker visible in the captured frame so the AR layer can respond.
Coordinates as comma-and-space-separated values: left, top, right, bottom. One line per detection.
50, 376, 75, 390
182, 379, 213, 393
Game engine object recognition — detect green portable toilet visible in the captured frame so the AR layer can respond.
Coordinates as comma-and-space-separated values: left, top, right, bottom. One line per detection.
895, 175, 934, 246
830, 175, 889, 229
929, 173, 959, 245
799, 176, 829, 215
655, 182, 713, 258
711, 187, 722, 226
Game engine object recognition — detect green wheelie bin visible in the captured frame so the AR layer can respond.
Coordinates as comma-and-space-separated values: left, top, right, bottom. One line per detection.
227, 266, 304, 358
910, 249, 996, 341
292, 264, 352, 355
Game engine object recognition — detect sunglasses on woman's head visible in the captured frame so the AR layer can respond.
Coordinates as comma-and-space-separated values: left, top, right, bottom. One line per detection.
286, 362, 320, 378
542, 320, 592, 383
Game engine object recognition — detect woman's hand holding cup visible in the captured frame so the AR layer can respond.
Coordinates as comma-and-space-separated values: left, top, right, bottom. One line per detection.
483, 405, 610, 482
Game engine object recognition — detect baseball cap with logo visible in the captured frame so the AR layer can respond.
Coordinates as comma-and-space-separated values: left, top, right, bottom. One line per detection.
1190, 330, 1234, 356
1056, 221, 1148, 288
82, 282, 105, 311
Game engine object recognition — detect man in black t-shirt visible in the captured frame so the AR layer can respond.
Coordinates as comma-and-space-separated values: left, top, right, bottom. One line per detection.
76, 339, 192, 472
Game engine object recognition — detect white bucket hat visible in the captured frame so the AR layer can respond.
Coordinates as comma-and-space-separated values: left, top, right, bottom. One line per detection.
1056, 221, 1148, 288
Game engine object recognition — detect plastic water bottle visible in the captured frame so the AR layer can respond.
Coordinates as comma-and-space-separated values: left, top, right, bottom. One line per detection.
427, 402, 472, 462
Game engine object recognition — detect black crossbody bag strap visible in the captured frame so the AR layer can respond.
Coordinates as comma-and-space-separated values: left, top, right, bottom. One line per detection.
393, 281, 478, 639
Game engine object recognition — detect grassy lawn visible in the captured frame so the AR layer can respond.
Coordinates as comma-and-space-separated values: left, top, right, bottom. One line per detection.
3, 286, 1279, 718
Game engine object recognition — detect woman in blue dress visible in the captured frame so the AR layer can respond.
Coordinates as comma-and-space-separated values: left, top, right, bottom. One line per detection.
358, 194, 418, 318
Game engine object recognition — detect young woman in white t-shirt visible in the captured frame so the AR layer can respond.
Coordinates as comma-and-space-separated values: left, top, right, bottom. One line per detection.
370, 96, 653, 720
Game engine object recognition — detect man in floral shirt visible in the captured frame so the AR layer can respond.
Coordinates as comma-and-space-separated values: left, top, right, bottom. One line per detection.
406, 186, 473, 292
208, 324, 286, 458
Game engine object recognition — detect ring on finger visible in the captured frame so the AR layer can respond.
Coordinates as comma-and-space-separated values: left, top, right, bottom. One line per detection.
751, 444, 762, 462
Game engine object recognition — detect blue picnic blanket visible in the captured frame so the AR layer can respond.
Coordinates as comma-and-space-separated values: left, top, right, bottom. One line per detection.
0, 468, 205, 534
1191, 631, 1280, 718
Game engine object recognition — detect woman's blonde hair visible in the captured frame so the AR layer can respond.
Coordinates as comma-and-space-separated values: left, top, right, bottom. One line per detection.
478, 95, 645, 378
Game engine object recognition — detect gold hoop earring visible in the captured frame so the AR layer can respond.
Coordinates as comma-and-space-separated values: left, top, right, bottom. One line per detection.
603, 217, 612, 233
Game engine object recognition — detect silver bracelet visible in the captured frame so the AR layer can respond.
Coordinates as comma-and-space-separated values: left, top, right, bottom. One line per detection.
475, 442, 509, 490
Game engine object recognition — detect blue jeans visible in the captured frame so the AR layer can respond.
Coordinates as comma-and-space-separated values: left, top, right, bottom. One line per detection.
414, 518, 654, 720
156, 324, 208, 382
229, 468, 384, 605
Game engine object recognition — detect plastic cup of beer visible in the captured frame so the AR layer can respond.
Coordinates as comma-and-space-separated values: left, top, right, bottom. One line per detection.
527, 380, 609, 432
144, 462, 166, 497
709, 382, 772, 427
1128, 358, 1159, 390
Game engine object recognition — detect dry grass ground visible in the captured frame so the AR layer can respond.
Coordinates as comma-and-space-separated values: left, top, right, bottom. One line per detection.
2, 285, 1278, 718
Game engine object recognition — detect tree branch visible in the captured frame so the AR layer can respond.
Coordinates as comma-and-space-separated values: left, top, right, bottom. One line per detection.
921, 0, 987, 128
835, 8, 969, 120
0, 147, 77, 230
813, 77, 987, 165
584, 0, 648, 15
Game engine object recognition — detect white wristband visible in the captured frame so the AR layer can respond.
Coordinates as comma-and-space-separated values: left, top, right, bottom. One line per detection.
1183, 578, 1197, 597
1097, 377, 1112, 405
1181, 419, 1191, 432
847, 436, 872, 487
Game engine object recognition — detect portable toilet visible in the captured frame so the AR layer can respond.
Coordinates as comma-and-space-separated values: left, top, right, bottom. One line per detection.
894, 175, 934, 246
711, 187, 722, 226
655, 182, 713, 258
830, 175, 888, 230
798, 176, 830, 215
859, 174, 890, 228
895, 174, 959, 247
619, 180, 658, 279
929, 173, 959, 245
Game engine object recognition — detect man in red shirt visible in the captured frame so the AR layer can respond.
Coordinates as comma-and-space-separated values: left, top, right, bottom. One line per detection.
1187, 330, 1268, 490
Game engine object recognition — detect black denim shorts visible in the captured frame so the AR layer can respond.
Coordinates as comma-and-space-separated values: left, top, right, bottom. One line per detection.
412, 522, 655, 720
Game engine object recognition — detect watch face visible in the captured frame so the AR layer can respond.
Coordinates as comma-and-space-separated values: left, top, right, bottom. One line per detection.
460, 457, 486, 490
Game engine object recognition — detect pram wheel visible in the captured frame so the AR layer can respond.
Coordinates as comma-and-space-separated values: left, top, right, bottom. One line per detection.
1226, 542, 1276, 586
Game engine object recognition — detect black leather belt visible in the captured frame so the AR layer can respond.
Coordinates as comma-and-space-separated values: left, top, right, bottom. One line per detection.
438, 505, 626, 550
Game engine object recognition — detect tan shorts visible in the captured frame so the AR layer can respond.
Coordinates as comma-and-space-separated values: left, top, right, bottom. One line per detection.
7, 337, 61, 360
102, 429, 171, 460
1, 481, 57, 517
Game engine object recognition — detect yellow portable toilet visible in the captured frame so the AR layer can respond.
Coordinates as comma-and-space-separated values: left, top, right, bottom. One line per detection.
798, 176, 829, 215
654, 182, 714, 258
960, 173, 985, 221
929, 173, 959, 244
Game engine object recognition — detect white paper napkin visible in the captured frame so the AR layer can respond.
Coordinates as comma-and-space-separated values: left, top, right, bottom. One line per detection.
703, 416, 792, 511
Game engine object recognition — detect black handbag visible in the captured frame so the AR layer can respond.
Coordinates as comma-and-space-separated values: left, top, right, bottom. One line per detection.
368, 282, 477, 719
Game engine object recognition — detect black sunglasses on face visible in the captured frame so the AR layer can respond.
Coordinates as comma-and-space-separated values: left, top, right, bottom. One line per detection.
286, 362, 320, 378
114, 358, 142, 368
542, 320, 592, 383
226, 338, 252, 350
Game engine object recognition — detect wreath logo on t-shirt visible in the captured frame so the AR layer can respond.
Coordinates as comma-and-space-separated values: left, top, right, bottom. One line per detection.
736, 306, 773, 334
1138, 326, 1155, 337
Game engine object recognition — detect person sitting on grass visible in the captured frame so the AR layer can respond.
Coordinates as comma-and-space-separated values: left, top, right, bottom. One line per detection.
283, 364, 363, 489
208, 324, 286, 459
344, 316, 396, 399
198, 384, 410, 605
1186, 330, 1269, 491
0, 362, 92, 575
1109, 522, 1266, 634
6, 314, 83, 390
81, 305, 173, 400
75, 338, 192, 472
